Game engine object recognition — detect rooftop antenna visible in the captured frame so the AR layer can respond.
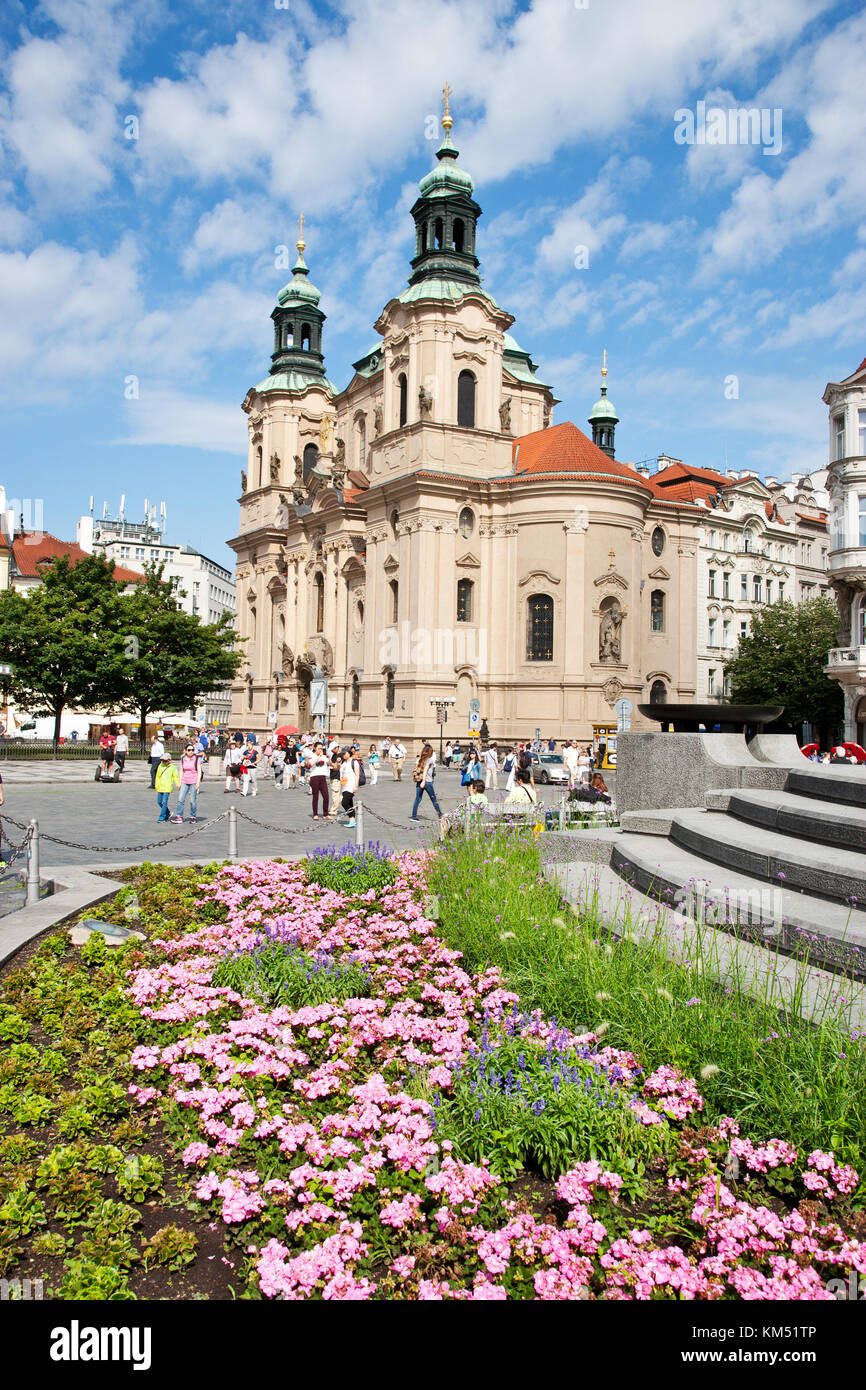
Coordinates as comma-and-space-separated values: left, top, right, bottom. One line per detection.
119, 493, 125, 521
88, 495, 94, 515
102, 500, 108, 520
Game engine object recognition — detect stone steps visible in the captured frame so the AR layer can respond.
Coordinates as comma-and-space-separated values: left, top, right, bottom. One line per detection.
786, 765, 866, 809
607, 829, 866, 978
668, 808, 866, 906
717, 788, 866, 853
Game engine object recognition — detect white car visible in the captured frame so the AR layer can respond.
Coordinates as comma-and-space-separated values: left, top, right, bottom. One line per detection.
529, 753, 569, 785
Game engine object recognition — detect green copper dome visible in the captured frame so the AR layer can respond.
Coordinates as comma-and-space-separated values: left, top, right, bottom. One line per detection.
418, 130, 475, 197
276, 250, 321, 307
589, 393, 618, 422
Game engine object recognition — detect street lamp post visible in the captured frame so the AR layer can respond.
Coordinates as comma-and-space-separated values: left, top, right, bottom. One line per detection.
328, 697, 337, 740
429, 696, 456, 764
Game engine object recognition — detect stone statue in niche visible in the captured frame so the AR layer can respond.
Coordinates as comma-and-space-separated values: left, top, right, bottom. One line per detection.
240, 470, 247, 493
542, 403, 551, 430
599, 599, 623, 663
418, 386, 433, 417
373, 402, 383, 436
332, 437, 347, 489
270, 452, 280, 482
499, 396, 512, 432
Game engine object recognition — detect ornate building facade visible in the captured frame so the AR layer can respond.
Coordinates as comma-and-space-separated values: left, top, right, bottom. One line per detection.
824, 355, 866, 744
227, 105, 705, 743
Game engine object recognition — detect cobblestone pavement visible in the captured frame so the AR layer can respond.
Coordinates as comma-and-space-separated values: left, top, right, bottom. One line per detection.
0, 768, 595, 868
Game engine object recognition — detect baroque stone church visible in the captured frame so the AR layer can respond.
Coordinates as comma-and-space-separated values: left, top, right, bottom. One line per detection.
228, 100, 701, 742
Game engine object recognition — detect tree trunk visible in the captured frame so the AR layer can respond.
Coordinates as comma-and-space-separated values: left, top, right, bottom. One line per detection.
138, 701, 148, 753
52, 699, 64, 752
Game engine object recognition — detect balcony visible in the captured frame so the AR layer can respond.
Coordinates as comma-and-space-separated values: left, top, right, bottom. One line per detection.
828, 547, 866, 577
825, 646, 866, 680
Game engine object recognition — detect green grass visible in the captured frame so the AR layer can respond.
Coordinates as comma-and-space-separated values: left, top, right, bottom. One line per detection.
428, 826, 866, 1170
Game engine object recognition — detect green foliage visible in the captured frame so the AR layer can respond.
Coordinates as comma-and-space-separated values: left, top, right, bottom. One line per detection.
0, 1183, 47, 1235
429, 825, 866, 1168
56, 1258, 136, 1301
80, 933, 108, 967
76, 1228, 139, 1267
116, 1153, 165, 1203
0, 553, 130, 743
0, 1008, 29, 1042
142, 1224, 197, 1270
85, 1199, 142, 1235
32, 1231, 70, 1257
435, 1030, 666, 1181
0, 1087, 54, 1126
212, 936, 372, 1010
724, 595, 843, 739
304, 844, 399, 896
115, 562, 242, 738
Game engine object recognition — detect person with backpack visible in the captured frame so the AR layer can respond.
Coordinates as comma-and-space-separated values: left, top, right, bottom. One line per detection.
241, 740, 261, 796
339, 748, 359, 827
223, 739, 244, 792
368, 744, 380, 785
503, 747, 516, 792
155, 752, 180, 822
411, 743, 442, 820
173, 742, 203, 822
308, 742, 334, 821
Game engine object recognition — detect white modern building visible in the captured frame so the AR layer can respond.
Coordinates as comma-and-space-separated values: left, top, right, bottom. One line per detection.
76, 505, 236, 626
77, 502, 237, 728
824, 354, 866, 744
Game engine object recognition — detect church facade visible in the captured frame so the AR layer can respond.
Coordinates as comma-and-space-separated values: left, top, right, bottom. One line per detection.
227, 105, 703, 743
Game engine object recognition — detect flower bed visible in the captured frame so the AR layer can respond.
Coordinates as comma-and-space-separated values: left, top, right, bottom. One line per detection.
122, 853, 865, 1301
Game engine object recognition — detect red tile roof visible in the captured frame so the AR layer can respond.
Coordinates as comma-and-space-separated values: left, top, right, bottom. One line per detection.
511, 422, 646, 484
11, 533, 143, 584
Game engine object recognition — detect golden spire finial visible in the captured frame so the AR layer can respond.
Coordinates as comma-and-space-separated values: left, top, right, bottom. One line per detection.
601, 348, 608, 385
297, 212, 306, 255
442, 81, 453, 132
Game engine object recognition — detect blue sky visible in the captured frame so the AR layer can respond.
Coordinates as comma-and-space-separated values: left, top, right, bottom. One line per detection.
1, 0, 864, 570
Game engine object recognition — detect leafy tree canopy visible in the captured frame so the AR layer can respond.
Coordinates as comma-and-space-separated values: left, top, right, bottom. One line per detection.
724, 596, 843, 740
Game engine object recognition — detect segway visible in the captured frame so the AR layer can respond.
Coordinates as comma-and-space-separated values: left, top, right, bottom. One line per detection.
94, 758, 121, 783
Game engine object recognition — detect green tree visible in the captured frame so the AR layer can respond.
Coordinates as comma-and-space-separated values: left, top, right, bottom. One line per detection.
0, 554, 129, 745
115, 564, 242, 739
724, 596, 843, 744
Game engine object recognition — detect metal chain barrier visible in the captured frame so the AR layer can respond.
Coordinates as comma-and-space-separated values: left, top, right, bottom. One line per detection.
362, 803, 430, 832
233, 809, 332, 837
0, 820, 33, 869
0, 810, 230, 855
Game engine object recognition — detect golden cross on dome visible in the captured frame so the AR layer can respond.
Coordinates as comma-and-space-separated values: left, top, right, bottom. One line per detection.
601, 348, 608, 384
297, 212, 305, 254
442, 81, 453, 130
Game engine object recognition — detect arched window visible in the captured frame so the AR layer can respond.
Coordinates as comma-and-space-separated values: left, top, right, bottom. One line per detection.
527, 594, 554, 662
315, 573, 324, 633
650, 589, 665, 633
452, 218, 465, 252
389, 579, 399, 625
457, 371, 476, 428
351, 673, 360, 713
458, 507, 474, 538
456, 578, 473, 623
284, 322, 294, 348
398, 373, 408, 427
434, 217, 443, 250
650, 680, 667, 705
301, 323, 311, 351
303, 443, 318, 480
385, 669, 395, 712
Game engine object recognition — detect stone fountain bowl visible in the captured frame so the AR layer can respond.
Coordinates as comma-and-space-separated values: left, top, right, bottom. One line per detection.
637, 703, 784, 732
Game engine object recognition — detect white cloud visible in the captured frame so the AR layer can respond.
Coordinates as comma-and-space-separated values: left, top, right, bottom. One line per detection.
0, 235, 141, 377
114, 386, 247, 453
697, 10, 866, 275
0, 0, 132, 205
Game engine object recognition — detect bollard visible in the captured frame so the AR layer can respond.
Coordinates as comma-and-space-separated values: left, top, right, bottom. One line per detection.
228, 805, 238, 860
355, 798, 364, 848
25, 819, 40, 906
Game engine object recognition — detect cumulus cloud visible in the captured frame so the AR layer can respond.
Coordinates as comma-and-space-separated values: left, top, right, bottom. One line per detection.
114, 387, 247, 453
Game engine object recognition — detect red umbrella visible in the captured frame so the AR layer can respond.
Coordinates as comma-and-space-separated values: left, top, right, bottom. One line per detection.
800, 742, 819, 758
275, 725, 299, 737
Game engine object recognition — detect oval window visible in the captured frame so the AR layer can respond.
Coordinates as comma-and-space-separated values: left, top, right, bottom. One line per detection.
651, 526, 665, 556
